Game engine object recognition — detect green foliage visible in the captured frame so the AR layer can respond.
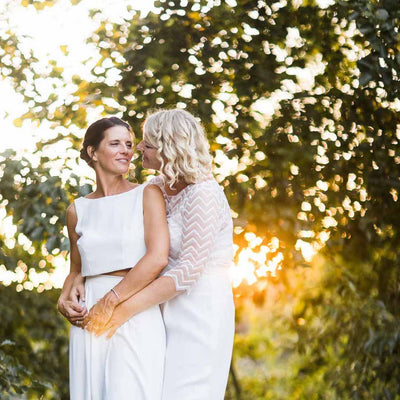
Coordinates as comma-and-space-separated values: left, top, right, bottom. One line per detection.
294, 254, 400, 398
0, 149, 92, 279
0, 284, 69, 399
341, 0, 400, 96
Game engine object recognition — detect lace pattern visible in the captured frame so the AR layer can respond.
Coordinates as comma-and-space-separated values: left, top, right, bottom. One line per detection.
149, 176, 233, 293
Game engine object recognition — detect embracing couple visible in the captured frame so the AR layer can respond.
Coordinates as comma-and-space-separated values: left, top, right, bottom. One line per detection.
57, 108, 235, 400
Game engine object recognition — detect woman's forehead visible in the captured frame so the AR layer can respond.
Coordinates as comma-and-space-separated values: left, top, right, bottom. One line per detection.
104, 125, 133, 140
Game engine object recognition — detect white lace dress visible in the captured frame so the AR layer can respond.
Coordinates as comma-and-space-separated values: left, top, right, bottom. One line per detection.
150, 177, 235, 400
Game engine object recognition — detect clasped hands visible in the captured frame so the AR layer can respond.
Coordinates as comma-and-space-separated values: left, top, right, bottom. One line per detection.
58, 273, 129, 338
59, 291, 126, 339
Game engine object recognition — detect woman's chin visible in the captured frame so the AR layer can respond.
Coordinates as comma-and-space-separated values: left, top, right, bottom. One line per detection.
142, 160, 160, 171
117, 166, 130, 175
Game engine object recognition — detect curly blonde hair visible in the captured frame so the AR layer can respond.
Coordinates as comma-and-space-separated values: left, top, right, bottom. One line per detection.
143, 109, 213, 188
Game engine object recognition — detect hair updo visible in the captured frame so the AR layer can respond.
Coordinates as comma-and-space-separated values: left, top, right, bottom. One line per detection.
143, 109, 213, 188
80, 117, 133, 168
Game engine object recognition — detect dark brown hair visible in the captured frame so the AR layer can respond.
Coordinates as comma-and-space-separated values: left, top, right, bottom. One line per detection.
80, 117, 133, 167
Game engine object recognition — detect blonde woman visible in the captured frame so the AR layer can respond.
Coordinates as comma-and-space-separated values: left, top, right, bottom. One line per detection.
57, 117, 169, 399
81, 108, 235, 399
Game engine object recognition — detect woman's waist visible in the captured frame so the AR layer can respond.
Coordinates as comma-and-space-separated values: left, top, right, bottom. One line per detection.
81, 259, 140, 277
83, 269, 131, 278
83, 275, 163, 318
101, 268, 130, 277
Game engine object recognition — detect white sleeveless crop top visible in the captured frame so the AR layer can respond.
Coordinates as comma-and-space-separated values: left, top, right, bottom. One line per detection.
73, 184, 147, 277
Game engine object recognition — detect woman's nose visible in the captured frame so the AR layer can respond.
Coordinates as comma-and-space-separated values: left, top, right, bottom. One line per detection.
136, 141, 144, 151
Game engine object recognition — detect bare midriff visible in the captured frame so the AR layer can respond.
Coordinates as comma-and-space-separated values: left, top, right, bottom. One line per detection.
102, 268, 131, 277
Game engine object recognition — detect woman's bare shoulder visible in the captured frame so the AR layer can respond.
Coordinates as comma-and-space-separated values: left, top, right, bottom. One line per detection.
66, 202, 78, 225
143, 183, 163, 198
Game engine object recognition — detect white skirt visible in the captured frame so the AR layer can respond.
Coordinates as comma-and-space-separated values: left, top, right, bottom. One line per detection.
69, 275, 166, 400
160, 267, 235, 400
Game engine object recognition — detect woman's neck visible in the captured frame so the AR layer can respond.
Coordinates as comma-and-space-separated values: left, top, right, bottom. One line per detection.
94, 175, 133, 197
163, 180, 188, 196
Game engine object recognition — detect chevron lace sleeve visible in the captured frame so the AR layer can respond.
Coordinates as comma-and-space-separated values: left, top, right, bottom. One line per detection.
163, 182, 221, 293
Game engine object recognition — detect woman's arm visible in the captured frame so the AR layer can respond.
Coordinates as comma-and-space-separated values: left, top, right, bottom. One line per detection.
84, 184, 169, 333
57, 203, 87, 325
111, 185, 170, 301
99, 182, 224, 338
103, 275, 179, 338
161, 182, 221, 292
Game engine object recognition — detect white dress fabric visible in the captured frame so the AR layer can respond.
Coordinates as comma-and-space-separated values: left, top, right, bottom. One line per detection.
69, 184, 166, 400
74, 185, 148, 277
150, 177, 235, 400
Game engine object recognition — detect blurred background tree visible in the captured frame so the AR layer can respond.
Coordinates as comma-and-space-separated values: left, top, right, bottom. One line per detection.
1, 0, 400, 398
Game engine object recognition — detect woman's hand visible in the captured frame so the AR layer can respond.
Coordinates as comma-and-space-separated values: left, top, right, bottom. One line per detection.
57, 296, 87, 328
97, 276, 178, 338
59, 204, 86, 327
83, 291, 119, 335
70, 273, 86, 304
100, 303, 132, 339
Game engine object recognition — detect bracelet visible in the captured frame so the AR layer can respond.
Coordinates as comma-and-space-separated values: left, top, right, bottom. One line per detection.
110, 288, 120, 302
